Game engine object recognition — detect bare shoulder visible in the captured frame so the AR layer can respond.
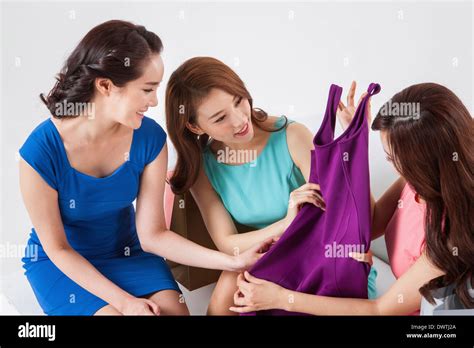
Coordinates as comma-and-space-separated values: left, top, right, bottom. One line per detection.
284, 120, 314, 178
191, 162, 217, 197
286, 121, 313, 150
286, 120, 312, 136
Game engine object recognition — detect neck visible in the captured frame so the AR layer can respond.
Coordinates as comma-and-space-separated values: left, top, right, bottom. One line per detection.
82, 115, 121, 142
71, 105, 121, 143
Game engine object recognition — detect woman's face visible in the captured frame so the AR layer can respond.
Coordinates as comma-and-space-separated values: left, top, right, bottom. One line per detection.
381, 130, 424, 202
193, 88, 253, 144
106, 54, 163, 129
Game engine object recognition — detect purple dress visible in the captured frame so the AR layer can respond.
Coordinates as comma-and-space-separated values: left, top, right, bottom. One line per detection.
245, 83, 381, 315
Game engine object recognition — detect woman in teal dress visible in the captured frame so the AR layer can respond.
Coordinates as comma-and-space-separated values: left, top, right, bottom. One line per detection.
165, 57, 378, 315
19, 20, 270, 316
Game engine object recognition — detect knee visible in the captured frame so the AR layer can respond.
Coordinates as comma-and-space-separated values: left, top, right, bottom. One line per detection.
207, 300, 233, 315
207, 272, 239, 316
147, 291, 190, 316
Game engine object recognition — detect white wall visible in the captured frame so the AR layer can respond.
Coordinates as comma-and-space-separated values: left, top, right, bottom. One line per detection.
1, 0, 472, 313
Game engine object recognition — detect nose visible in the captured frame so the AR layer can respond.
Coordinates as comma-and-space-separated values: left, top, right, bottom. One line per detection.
229, 112, 245, 129
149, 91, 158, 107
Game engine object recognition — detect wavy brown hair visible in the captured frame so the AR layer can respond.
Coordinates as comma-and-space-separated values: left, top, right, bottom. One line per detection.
165, 56, 287, 194
372, 82, 474, 308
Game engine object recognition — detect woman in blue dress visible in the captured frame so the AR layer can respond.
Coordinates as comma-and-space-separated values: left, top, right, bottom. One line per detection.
18, 20, 271, 316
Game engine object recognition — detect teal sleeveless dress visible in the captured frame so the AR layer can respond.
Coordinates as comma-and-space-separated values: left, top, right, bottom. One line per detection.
203, 116, 377, 298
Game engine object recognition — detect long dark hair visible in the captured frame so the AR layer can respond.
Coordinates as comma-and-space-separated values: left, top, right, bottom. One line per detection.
40, 20, 163, 118
165, 56, 287, 194
372, 82, 474, 308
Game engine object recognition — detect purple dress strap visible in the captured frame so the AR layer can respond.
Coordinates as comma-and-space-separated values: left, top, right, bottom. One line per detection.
314, 84, 343, 146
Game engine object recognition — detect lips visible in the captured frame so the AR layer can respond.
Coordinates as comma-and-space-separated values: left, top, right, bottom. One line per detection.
235, 123, 249, 136
136, 110, 146, 118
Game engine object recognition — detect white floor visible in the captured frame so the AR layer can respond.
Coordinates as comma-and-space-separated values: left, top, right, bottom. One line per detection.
0, 256, 395, 315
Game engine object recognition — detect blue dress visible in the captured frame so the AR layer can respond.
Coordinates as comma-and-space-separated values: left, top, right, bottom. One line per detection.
19, 116, 180, 315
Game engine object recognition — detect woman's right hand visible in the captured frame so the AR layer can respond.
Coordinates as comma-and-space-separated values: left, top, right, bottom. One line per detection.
118, 297, 160, 316
284, 183, 325, 228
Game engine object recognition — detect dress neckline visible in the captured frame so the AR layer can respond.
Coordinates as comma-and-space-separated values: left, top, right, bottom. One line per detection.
48, 118, 137, 180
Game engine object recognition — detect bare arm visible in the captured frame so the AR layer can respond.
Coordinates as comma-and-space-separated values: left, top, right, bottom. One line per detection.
286, 121, 314, 182
231, 251, 443, 315
135, 143, 266, 271
190, 120, 321, 255
19, 159, 135, 312
190, 165, 288, 256
371, 177, 407, 240
282, 252, 442, 315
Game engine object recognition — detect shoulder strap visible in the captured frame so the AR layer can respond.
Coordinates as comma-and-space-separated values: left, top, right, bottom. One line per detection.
313, 84, 343, 146
314, 83, 381, 146
346, 83, 381, 137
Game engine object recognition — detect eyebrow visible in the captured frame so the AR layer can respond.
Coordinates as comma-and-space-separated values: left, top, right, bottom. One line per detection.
145, 81, 161, 86
209, 109, 225, 120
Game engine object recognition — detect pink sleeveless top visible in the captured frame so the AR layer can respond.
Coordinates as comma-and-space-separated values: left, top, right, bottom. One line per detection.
385, 183, 426, 279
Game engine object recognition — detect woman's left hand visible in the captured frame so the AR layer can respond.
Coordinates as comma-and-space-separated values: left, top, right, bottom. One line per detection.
229, 271, 287, 313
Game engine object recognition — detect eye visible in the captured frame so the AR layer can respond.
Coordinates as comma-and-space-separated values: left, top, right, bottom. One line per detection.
143, 89, 153, 93
235, 97, 242, 106
215, 115, 226, 123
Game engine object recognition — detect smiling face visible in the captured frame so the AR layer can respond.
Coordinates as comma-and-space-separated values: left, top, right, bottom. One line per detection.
192, 88, 253, 144
104, 54, 163, 129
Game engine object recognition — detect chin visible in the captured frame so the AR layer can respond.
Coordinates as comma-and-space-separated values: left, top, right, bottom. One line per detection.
127, 115, 144, 129
233, 132, 254, 143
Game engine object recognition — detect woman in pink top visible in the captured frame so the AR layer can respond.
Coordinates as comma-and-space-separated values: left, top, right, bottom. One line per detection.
383, 181, 426, 315
231, 82, 473, 315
